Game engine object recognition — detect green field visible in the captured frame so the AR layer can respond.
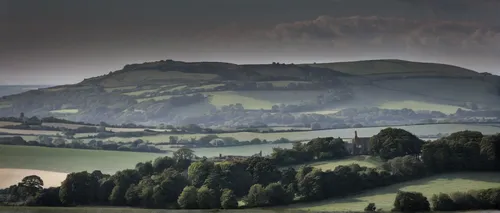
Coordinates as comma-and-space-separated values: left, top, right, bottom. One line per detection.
0, 206, 158, 213
101, 124, 500, 144
104, 86, 137, 92
137, 95, 173, 102
123, 89, 158, 96
0, 145, 162, 174
290, 172, 500, 212
378, 100, 465, 114
205, 90, 323, 110
49, 109, 79, 114
0, 128, 60, 136
191, 83, 224, 90
0, 121, 19, 127
301, 156, 382, 170
310, 60, 478, 77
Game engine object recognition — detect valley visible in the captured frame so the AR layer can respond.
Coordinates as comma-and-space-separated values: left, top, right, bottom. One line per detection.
2, 59, 500, 212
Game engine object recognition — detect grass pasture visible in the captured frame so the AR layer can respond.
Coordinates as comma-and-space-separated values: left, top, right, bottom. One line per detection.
123, 89, 158, 96
0, 135, 38, 141
0, 121, 20, 127
290, 172, 500, 212
0, 145, 162, 174
310, 60, 479, 77
137, 95, 173, 102
299, 156, 382, 170
0, 128, 60, 136
377, 100, 464, 114
191, 84, 225, 90
49, 109, 79, 114
0, 103, 11, 109
0, 168, 67, 188
205, 90, 324, 110
104, 86, 137, 92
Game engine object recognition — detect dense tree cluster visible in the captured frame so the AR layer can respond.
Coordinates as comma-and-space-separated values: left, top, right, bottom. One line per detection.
421, 131, 500, 172
3, 129, 500, 211
271, 137, 349, 166
430, 188, 500, 211
370, 128, 424, 159
0, 136, 164, 153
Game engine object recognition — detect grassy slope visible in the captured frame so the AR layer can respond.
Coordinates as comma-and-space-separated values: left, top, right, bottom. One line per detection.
309, 59, 480, 77
1, 59, 498, 120
0, 145, 162, 174
289, 172, 500, 212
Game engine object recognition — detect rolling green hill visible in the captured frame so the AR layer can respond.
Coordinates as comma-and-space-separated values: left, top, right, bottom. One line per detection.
1, 59, 498, 127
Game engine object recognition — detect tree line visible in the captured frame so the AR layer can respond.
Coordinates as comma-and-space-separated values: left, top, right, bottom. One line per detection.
2, 128, 500, 211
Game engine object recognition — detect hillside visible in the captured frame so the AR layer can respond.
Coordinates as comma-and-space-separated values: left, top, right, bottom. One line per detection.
0, 85, 51, 98
0, 59, 499, 127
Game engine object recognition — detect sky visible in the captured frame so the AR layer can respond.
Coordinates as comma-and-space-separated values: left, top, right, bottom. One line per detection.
1, 0, 500, 85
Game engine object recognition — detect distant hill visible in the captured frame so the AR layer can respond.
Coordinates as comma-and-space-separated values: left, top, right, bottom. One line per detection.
0, 85, 51, 98
0, 59, 498, 126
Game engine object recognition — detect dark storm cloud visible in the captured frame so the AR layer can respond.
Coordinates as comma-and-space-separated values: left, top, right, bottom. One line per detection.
1, 0, 500, 84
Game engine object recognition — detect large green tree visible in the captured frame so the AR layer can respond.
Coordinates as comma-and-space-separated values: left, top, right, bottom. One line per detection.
393, 191, 430, 212
370, 128, 424, 159
264, 182, 293, 205
220, 188, 238, 209
245, 184, 268, 207
197, 185, 220, 209
177, 186, 198, 209
188, 160, 215, 187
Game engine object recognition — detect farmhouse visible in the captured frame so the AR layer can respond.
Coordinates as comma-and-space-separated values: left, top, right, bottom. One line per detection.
345, 131, 371, 155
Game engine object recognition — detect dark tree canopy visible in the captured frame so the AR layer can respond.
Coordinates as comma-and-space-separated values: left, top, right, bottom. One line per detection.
370, 128, 424, 159
393, 191, 430, 212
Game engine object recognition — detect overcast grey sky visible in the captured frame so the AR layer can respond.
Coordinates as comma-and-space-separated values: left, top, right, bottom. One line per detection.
1, 0, 500, 85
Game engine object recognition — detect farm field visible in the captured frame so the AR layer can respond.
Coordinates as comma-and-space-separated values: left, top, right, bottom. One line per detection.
290, 172, 500, 212
299, 156, 383, 170
0, 168, 67, 188
0, 121, 19, 127
100, 123, 500, 143
0, 145, 162, 174
0, 128, 60, 136
377, 100, 464, 114
49, 109, 79, 114
0, 135, 38, 141
205, 90, 324, 110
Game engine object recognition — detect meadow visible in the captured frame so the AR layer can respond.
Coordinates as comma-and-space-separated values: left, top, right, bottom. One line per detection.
0, 145, 162, 174
301, 155, 383, 170
0, 121, 19, 127
49, 109, 79, 114
290, 172, 500, 212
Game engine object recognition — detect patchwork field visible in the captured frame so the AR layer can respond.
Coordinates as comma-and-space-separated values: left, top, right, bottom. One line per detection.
0, 168, 67, 188
205, 90, 324, 110
377, 100, 465, 114
0, 128, 60, 136
100, 124, 500, 143
0, 145, 162, 174
290, 172, 500, 212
